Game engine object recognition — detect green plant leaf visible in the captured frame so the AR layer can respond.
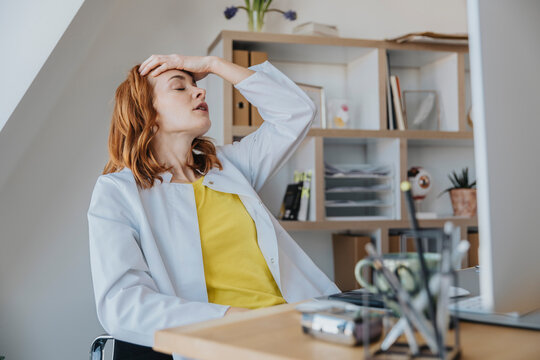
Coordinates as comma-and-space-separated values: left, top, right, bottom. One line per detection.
263, 0, 272, 12
449, 172, 460, 188
446, 166, 476, 190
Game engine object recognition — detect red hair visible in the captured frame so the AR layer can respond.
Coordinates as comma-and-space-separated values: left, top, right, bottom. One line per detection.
103, 65, 222, 189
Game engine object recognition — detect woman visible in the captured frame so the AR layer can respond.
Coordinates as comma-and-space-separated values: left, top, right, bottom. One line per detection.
88, 54, 340, 357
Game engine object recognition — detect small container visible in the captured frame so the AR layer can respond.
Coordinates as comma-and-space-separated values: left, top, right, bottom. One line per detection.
300, 306, 383, 346
327, 98, 351, 129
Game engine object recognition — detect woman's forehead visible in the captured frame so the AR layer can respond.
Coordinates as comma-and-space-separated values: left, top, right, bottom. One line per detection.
158, 69, 194, 84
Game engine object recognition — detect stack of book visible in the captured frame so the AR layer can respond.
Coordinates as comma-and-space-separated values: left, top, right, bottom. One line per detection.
279, 170, 312, 221
292, 22, 339, 37
388, 74, 407, 130
386, 52, 407, 130
386, 32, 468, 45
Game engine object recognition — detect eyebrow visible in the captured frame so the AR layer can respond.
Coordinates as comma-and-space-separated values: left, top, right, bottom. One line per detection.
168, 74, 196, 85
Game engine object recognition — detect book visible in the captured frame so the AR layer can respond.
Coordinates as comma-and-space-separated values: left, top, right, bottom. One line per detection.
386, 52, 395, 130
232, 50, 250, 126
249, 51, 268, 126
279, 181, 303, 221
292, 22, 339, 37
297, 170, 312, 221
390, 75, 406, 130
386, 31, 468, 45
395, 76, 407, 128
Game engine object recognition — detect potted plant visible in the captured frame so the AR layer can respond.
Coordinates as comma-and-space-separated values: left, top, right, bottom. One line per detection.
439, 167, 477, 217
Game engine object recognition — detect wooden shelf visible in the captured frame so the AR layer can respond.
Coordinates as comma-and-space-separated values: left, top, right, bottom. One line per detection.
233, 126, 474, 140
279, 220, 394, 231
209, 30, 469, 57
416, 216, 478, 228
209, 30, 476, 243
279, 217, 478, 232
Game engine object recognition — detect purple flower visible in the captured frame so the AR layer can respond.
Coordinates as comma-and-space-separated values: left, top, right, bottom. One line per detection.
224, 6, 238, 19
283, 10, 297, 21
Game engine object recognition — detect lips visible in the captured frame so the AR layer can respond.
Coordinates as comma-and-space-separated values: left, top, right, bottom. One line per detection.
193, 102, 208, 112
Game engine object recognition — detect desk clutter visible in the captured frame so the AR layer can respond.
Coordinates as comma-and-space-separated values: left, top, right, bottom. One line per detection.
296, 299, 386, 346
297, 181, 471, 359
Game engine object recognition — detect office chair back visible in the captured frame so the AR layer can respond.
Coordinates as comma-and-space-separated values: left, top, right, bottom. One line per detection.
90, 334, 173, 360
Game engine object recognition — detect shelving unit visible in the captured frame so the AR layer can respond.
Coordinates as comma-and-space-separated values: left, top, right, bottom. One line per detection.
206, 30, 477, 256
233, 126, 474, 140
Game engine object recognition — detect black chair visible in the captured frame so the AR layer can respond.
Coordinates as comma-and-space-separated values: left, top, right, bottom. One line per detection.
90, 334, 173, 360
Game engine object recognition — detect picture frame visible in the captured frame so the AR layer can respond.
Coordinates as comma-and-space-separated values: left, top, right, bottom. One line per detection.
295, 82, 326, 128
402, 90, 440, 131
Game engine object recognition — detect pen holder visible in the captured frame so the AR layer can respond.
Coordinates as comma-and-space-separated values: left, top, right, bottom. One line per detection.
360, 226, 462, 360
355, 252, 441, 316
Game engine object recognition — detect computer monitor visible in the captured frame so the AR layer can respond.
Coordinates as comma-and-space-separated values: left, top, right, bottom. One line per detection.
468, 0, 540, 314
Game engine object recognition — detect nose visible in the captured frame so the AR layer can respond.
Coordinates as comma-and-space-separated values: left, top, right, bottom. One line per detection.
193, 86, 206, 100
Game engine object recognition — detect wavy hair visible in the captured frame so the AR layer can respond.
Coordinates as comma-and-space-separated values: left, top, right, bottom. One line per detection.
103, 65, 222, 189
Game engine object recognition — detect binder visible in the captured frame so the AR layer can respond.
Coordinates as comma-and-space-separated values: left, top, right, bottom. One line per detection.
249, 51, 268, 126
332, 234, 372, 291
467, 230, 479, 267
249, 50, 268, 67
232, 50, 250, 126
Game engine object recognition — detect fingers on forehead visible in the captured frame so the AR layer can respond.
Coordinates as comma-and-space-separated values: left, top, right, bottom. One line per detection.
141, 55, 156, 68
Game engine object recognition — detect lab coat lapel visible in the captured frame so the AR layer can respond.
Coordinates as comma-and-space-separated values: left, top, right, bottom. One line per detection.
202, 163, 257, 200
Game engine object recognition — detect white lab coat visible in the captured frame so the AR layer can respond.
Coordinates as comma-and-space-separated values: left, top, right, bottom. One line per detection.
87, 60, 341, 359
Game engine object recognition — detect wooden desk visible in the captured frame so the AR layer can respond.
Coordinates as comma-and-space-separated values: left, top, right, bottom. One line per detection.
153, 301, 540, 360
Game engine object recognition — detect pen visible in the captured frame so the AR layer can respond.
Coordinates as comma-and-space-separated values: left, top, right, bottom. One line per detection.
403, 320, 419, 355
400, 181, 440, 352
365, 243, 439, 353
381, 271, 441, 352
381, 238, 470, 351
436, 224, 454, 359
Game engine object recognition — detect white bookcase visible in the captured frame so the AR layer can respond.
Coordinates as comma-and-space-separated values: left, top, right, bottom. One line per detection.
206, 31, 476, 265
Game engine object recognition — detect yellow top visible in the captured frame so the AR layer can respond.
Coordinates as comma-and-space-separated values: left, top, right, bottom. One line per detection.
191, 176, 286, 309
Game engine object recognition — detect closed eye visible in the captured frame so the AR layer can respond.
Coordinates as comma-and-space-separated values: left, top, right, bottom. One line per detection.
175, 88, 185, 91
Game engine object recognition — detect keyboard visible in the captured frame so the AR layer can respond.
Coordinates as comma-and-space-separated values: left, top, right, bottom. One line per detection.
328, 290, 386, 308
449, 295, 520, 318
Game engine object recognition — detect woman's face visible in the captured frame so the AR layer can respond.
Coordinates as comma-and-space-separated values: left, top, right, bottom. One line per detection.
149, 69, 210, 137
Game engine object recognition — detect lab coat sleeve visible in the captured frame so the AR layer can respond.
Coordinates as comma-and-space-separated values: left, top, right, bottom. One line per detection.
218, 60, 316, 192
88, 175, 230, 348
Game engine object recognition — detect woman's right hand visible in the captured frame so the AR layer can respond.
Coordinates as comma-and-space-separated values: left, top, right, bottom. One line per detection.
138, 54, 217, 81
225, 306, 251, 316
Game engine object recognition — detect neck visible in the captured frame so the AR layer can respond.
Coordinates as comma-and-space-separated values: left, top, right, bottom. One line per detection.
152, 132, 200, 183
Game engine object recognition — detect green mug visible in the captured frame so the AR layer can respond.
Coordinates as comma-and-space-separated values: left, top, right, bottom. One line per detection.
354, 252, 441, 297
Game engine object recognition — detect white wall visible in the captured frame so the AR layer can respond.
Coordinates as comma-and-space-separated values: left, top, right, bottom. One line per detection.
0, 0, 85, 132
0, 0, 467, 358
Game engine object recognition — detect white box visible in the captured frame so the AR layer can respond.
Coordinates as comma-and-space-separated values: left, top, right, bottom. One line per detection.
293, 22, 339, 37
